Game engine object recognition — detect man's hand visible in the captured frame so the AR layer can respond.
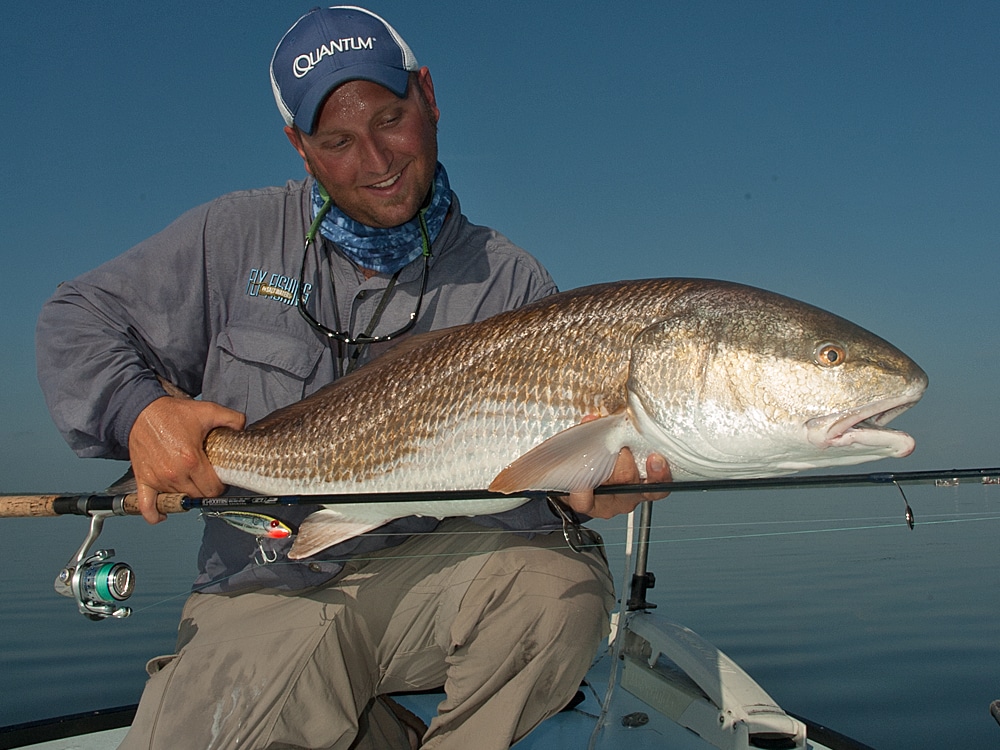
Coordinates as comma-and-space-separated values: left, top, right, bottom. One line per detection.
128, 396, 245, 524
564, 449, 671, 519
562, 414, 671, 519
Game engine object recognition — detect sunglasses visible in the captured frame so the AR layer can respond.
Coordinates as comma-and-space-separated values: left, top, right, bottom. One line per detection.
296, 194, 431, 347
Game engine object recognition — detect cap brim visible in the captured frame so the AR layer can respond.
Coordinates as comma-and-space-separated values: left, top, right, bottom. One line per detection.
294, 65, 412, 135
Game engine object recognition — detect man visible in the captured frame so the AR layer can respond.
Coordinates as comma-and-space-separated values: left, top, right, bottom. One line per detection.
37, 7, 669, 749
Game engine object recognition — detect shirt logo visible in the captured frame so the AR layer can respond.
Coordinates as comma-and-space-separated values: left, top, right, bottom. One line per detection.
293, 37, 376, 78
246, 268, 311, 306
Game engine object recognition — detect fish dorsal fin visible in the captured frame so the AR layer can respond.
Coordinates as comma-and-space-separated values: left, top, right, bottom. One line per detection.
488, 412, 632, 493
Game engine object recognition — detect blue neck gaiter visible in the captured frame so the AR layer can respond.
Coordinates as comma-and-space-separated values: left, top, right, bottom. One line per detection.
311, 163, 452, 274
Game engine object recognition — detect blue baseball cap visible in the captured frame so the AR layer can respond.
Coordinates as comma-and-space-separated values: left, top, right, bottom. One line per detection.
271, 6, 419, 135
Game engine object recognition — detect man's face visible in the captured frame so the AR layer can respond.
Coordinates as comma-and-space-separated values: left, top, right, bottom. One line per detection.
285, 68, 440, 229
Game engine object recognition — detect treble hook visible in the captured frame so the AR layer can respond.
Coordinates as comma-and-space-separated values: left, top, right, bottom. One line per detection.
255, 537, 278, 565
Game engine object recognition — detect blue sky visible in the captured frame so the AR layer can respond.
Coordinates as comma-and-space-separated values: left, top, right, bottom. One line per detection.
3, 1, 998, 492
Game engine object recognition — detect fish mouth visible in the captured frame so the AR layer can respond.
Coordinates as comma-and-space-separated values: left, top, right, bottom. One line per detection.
806, 393, 922, 457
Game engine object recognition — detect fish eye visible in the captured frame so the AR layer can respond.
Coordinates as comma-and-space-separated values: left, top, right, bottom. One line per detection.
814, 342, 847, 367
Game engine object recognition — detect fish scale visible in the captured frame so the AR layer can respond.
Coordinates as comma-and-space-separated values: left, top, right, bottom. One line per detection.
206, 280, 653, 487
200, 278, 927, 559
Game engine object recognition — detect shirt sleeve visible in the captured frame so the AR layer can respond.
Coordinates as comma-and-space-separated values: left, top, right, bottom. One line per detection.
35, 203, 217, 459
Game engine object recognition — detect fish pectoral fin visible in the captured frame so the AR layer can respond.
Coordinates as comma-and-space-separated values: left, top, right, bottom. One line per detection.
488, 412, 630, 494
287, 509, 389, 560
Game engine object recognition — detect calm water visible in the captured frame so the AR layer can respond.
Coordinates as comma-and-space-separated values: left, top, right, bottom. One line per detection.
1, 483, 998, 748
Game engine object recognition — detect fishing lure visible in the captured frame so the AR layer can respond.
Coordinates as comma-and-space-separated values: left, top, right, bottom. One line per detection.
203, 511, 293, 539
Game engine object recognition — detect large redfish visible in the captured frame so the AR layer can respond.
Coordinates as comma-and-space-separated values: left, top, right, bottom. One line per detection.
204, 279, 927, 559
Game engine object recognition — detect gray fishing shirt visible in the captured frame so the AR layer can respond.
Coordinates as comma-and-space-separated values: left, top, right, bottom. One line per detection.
36, 177, 560, 592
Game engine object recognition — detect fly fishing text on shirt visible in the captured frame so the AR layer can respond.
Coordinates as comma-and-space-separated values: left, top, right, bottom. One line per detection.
245, 268, 312, 306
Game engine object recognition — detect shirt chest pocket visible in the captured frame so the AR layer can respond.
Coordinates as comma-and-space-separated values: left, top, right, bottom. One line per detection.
213, 325, 326, 421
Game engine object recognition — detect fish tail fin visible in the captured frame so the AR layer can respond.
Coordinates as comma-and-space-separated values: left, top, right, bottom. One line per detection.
104, 468, 137, 495
157, 377, 194, 399
288, 509, 389, 560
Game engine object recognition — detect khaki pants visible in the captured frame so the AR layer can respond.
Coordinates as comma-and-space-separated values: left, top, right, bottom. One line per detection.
119, 518, 614, 749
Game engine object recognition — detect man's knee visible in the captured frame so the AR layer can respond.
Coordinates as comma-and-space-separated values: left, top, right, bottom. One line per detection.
453, 543, 614, 660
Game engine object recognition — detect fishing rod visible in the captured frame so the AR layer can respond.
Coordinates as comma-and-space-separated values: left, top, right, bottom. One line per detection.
3, 466, 998, 518
4, 466, 997, 620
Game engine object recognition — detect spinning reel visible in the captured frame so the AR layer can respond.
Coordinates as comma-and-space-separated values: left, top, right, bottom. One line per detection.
54, 510, 135, 620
